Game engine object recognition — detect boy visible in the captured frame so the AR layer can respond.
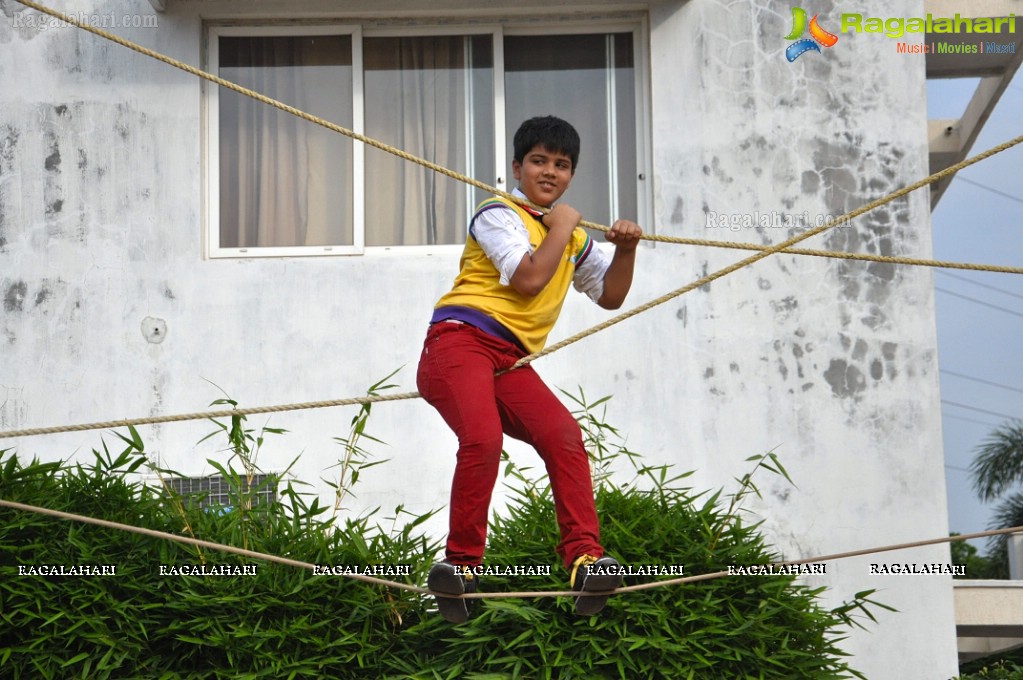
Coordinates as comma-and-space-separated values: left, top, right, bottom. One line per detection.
416, 116, 642, 622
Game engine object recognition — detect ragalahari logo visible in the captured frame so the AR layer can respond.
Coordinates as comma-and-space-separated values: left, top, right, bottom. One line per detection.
785, 7, 839, 61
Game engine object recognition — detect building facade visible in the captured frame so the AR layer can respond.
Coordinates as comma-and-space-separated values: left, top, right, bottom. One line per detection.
1, 1, 957, 677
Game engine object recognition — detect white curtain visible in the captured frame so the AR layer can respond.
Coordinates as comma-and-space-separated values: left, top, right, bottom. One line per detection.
219, 36, 353, 248
364, 36, 472, 246
220, 37, 308, 247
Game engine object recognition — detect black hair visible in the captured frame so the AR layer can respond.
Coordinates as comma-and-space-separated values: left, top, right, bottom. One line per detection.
513, 116, 580, 172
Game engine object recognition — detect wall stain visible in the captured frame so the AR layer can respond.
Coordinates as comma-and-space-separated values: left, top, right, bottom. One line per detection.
824, 358, 866, 398
0, 125, 18, 169
43, 130, 60, 172
42, 127, 64, 225
0, 197, 6, 252
801, 170, 820, 194
702, 156, 734, 184
44, 147, 60, 172
770, 295, 798, 319
34, 283, 53, 306
851, 338, 868, 361
4, 281, 27, 312
671, 197, 684, 224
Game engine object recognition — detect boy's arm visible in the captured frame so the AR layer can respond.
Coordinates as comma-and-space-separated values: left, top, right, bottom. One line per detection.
596, 220, 642, 310
509, 204, 582, 297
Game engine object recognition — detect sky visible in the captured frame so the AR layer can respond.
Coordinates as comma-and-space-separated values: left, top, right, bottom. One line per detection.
928, 69, 1023, 551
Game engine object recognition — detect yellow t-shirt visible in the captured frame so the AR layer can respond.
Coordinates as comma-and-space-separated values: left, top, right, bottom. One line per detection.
434, 197, 597, 354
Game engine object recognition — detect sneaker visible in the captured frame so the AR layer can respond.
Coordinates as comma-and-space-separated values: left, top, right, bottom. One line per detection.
570, 554, 623, 616
428, 561, 478, 623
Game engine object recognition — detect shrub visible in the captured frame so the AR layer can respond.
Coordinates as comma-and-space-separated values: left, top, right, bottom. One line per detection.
0, 386, 882, 678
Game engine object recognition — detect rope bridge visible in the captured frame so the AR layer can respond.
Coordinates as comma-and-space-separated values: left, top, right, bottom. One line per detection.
3, 0, 1022, 600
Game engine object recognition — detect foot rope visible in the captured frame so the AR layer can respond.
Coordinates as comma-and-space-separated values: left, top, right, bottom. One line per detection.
0, 498, 1018, 599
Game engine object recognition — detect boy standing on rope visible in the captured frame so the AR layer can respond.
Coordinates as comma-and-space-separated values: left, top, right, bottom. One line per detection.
416, 116, 642, 622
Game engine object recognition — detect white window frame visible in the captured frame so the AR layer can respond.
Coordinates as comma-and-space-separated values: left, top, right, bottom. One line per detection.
203, 17, 652, 260
205, 24, 364, 259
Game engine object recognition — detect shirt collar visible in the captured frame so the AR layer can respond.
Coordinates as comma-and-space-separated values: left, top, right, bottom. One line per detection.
512, 187, 548, 220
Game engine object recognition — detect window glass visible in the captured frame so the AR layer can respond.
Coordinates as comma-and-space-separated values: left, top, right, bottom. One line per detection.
219, 35, 354, 248
504, 33, 636, 227
363, 35, 494, 246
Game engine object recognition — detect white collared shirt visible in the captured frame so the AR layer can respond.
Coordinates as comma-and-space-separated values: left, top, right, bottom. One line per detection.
470, 189, 610, 303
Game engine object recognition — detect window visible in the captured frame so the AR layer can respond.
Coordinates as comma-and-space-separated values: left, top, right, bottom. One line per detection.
161, 473, 278, 510
206, 20, 648, 257
212, 29, 358, 253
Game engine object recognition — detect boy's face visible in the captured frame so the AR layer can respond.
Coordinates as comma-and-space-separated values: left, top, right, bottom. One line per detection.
512, 145, 574, 207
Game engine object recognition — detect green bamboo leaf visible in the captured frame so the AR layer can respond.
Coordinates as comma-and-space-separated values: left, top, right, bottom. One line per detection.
60, 652, 90, 668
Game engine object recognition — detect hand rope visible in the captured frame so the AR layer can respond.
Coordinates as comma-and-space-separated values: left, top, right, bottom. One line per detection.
2, 130, 1022, 439
9, 0, 1023, 277
507, 129, 1023, 371
2, 0, 1022, 439
1, 498, 1019, 600
0, 392, 421, 439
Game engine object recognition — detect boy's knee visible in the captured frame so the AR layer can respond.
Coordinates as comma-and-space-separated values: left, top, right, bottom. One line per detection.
534, 418, 584, 452
458, 428, 504, 457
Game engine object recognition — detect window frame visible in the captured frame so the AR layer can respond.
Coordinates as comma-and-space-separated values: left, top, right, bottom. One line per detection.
205, 23, 365, 259
203, 17, 652, 260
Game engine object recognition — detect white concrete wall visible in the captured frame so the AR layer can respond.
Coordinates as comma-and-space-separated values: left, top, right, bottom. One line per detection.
648, 1, 956, 678
1, 0, 956, 677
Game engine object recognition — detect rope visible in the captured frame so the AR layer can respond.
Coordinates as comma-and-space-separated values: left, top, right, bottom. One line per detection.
1, 498, 1019, 600
509, 129, 1023, 371
3, 129, 1023, 439
0, 392, 421, 439
3, 0, 1022, 436
642, 238, 1023, 276
10, 0, 1023, 278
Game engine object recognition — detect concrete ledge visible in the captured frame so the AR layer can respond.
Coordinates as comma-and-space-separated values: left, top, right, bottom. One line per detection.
956, 581, 1023, 663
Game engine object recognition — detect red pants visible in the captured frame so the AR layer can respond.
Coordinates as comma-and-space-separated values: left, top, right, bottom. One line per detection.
416, 321, 603, 570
